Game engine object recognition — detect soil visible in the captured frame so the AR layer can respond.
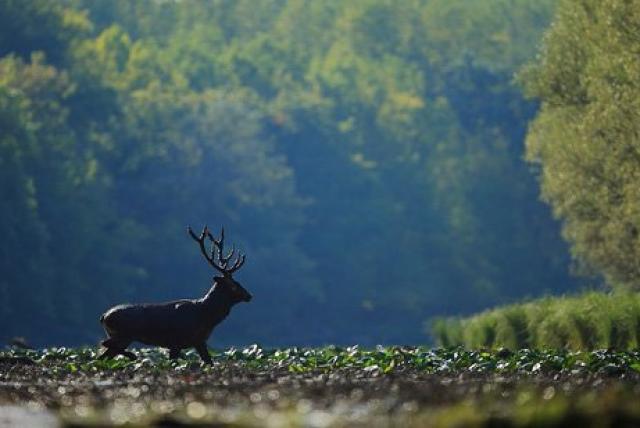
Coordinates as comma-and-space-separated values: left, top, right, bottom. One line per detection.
2, 354, 640, 427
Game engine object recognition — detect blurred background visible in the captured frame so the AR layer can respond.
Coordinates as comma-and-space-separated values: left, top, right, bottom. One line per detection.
0, 0, 584, 347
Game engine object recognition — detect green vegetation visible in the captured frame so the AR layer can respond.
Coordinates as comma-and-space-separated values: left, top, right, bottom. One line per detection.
6, 344, 640, 375
432, 0, 640, 352
432, 291, 640, 350
3, 346, 640, 426
523, 0, 640, 289
6, 0, 640, 425
0, 0, 581, 346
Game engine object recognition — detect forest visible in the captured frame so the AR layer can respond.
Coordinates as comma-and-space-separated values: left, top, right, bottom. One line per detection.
1, 0, 580, 347
5, 0, 640, 426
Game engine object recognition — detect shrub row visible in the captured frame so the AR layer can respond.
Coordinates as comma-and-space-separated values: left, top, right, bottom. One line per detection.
432, 292, 640, 350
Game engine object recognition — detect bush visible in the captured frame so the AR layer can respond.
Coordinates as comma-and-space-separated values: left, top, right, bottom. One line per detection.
431, 292, 640, 350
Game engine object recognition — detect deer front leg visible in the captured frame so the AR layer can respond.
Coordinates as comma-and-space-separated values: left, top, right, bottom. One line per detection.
99, 337, 134, 360
121, 350, 137, 360
195, 343, 213, 365
98, 347, 118, 360
169, 348, 181, 360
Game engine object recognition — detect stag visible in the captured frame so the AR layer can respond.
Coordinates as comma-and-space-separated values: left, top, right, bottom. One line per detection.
98, 226, 251, 364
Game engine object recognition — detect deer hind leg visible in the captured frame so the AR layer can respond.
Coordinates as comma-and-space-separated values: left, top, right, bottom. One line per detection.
98, 337, 135, 360
195, 343, 213, 365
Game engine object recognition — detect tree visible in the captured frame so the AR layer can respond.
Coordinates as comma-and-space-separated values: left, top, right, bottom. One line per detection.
0, 54, 136, 342
1, 0, 584, 345
523, 0, 640, 289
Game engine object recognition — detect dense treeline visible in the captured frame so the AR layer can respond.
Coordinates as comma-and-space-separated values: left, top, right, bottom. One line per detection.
434, 0, 640, 350
0, 0, 580, 346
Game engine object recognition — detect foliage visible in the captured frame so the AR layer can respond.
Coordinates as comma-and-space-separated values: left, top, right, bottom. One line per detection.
5, 344, 640, 377
4, 346, 640, 425
523, 0, 640, 289
0, 0, 90, 66
432, 291, 640, 350
0, 0, 583, 345
0, 53, 133, 342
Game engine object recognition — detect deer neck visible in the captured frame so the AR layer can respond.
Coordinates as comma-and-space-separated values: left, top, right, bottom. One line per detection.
200, 283, 235, 323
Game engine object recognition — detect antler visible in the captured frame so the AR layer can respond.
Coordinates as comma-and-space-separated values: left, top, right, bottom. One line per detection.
188, 225, 246, 276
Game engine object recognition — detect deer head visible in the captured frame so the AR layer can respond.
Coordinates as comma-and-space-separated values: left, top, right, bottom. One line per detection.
188, 225, 252, 302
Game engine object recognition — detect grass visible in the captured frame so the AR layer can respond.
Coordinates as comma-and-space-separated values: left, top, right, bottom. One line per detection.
431, 291, 640, 350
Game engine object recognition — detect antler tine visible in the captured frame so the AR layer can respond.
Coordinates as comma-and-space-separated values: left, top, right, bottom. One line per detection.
188, 225, 225, 274
192, 225, 246, 276
204, 229, 219, 265
187, 225, 198, 241
209, 237, 216, 262
220, 246, 236, 267
207, 227, 232, 267
227, 253, 246, 274
208, 227, 223, 247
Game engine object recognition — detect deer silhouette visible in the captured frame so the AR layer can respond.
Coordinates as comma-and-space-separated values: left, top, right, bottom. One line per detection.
98, 226, 251, 364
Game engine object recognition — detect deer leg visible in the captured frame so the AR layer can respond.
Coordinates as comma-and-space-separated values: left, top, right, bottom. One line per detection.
98, 347, 118, 360
98, 337, 133, 360
169, 348, 181, 360
120, 350, 137, 360
98, 337, 120, 359
195, 343, 213, 365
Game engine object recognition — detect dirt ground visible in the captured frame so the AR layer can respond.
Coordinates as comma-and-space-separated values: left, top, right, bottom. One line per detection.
2, 348, 640, 427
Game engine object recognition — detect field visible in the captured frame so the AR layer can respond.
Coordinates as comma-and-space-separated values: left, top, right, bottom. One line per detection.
2, 346, 640, 427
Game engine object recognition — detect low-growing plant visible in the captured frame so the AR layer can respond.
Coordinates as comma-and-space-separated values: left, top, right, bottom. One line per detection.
494, 305, 529, 349
431, 291, 640, 350
431, 318, 464, 348
462, 311, 499, 348
3, 345, 640, 376
4, 346, 640, 427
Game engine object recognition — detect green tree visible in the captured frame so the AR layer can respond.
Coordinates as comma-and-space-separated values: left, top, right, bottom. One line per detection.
0, 0, 90, 66
0, 54, 135, 342
0, 0, 583, 345
524, 0, 640, 288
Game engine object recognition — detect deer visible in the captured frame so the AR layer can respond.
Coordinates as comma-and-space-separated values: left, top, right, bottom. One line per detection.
98, 226, 252, 364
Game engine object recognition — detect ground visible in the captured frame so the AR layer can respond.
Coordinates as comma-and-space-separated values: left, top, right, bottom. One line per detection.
1, 346, 640, 427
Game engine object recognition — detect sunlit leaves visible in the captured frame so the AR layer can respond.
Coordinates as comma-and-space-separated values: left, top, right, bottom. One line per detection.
433, 291, 640, 350
524, 0, 640, 288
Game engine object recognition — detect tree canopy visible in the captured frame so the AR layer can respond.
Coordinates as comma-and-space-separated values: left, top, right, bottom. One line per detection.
524, 0, 640, 289
0, 0, 580, 346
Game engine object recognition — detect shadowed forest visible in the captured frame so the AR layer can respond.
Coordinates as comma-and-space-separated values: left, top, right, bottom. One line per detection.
1, 0, 582, 347
5, 0, 640, 426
